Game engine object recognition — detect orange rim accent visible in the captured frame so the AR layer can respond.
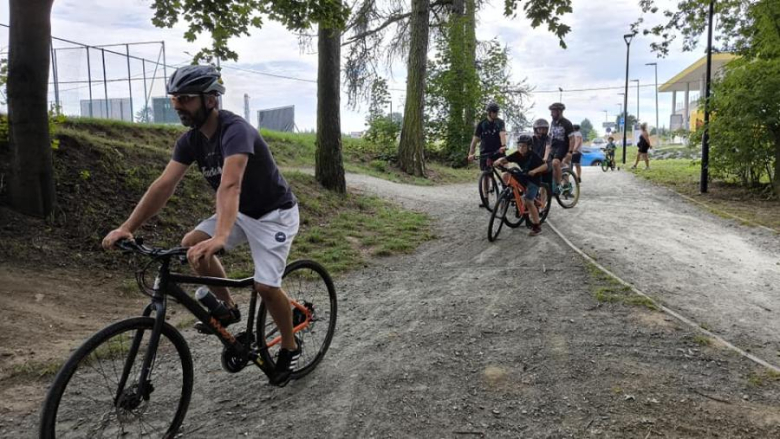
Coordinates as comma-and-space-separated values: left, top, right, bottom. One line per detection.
264, 299, 312, 349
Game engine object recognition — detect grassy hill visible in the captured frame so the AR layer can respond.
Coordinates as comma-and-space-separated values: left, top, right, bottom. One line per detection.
0, 118, 436, 276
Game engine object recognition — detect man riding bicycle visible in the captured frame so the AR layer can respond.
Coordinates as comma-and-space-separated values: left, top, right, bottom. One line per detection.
102, 65, 301, 386
468, 102, 507, 207
548, 102, 575, 194
492, 133, 548, 236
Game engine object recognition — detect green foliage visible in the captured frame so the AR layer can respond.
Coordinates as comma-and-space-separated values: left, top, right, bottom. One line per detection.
503, 0, 573, 48
580, 119, 594, 141
635, 0, 755, 56
707, 56, 779, 188
150, 0, 351, 61
427, 38, 530, 165
364, 78, 401, 156
0, 56, 7, 105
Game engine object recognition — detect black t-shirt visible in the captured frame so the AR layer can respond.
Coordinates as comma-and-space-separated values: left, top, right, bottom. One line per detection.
172, 110, 296, 219
506, 150, 545, 186
550, 117, 574, 153
531, 134, 550, 161
474, 118, 506, 154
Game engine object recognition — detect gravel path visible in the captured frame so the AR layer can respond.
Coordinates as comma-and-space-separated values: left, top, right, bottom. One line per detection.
549, 167, 780, 364
7, 171, 780, 438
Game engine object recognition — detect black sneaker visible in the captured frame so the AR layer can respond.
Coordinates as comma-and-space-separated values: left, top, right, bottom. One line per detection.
528, 224, 542, 236
194, 304, 241, 334
269, 342, 301, 387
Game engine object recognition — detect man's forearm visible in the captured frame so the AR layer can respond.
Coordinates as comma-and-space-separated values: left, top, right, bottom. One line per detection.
214, 184, 241, 241
121, 179, 176, 233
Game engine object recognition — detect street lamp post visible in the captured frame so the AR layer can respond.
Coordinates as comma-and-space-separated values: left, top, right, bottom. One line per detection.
558, 87, 563, 102
646, 62, 659, 139
616, 104, 623, 131
622, 32, 635, 164
701, 0, 715, 193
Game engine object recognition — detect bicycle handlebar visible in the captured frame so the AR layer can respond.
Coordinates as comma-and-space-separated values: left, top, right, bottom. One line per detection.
116, 238, 189, 258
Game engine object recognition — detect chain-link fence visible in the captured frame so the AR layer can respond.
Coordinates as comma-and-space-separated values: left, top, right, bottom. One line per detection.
0, 24, 178, 124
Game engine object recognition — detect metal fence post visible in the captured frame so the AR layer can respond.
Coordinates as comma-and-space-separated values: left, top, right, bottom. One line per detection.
101, 49, 109, 118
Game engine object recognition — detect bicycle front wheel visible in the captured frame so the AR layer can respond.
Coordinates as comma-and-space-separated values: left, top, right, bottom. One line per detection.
535, 183, 553, 224
40, 317, 193, 439
601, 159, 609, 172
258, 260, 337, 379
556, 169, 581, 209
488, 191, 510, 242
504, 195, 525, 229
478, 171, 499, 212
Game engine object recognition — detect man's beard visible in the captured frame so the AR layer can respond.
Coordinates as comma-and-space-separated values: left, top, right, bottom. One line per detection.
177, 106, 210, 128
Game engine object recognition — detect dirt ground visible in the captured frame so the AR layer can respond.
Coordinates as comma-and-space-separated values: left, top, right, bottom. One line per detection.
2, 171, 779, 438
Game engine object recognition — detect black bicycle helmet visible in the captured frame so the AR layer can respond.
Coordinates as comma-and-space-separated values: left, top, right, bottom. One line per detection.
549, 102, 566, 111
486, 102, 500, 113
166, 65, 225, 95
533, 118, 549, 129
516, 132, 533, 146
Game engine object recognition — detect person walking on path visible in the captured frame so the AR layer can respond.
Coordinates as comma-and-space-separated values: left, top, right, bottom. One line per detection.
631, 123, 653, 170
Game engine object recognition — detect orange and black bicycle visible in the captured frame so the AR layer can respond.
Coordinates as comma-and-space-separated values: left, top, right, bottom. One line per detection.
487, 166, 552, 242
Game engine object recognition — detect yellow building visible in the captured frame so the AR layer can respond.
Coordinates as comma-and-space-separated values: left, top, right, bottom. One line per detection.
658, 53, 738, 131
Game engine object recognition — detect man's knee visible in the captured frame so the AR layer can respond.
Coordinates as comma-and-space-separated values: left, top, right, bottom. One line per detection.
254, 282, 283, 300
181, 230, 210, 247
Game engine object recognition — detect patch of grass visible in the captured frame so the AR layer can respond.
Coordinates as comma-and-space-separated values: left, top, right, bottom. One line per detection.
261, 129, 477, 186
586, 262, 658, 311
747, 369, 780, 387
9, 359, 63, 380
692, 334, 712, 346
699, 322, 712, 331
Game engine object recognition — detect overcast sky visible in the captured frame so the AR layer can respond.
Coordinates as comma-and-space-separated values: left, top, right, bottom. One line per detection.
0, 0, 708, 134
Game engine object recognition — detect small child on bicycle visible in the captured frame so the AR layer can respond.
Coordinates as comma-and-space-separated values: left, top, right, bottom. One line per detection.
605, 136, 617, 162
493, 133, 548, 236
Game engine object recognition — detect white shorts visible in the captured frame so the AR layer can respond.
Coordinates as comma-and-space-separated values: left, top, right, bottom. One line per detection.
195, 205, 299, 287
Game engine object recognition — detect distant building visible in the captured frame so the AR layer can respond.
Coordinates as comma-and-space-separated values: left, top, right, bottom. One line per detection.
659, 53, 737, 131
257, 105, 295, 132
152, 97, 180, 124
349, 131, 364, 138
80, 98, 132, 122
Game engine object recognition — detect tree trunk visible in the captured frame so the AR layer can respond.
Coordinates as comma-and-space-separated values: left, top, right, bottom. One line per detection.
773, 131, 780, 198
398, 0, 430, 177
463, 0, 477, 127
7, 0, 56, 217
315, 23, 346, 193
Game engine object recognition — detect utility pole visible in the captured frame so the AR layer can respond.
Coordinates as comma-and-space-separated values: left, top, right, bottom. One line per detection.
646, 62, 659, 137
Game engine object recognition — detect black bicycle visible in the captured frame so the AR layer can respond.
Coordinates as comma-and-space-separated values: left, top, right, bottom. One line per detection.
477, 151, 507, 212
555, 165, 580, 209
601, 149, 618, 172
39, 239, 337, 438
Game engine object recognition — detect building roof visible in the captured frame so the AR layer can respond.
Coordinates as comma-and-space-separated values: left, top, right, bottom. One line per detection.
658, 53, 739, 93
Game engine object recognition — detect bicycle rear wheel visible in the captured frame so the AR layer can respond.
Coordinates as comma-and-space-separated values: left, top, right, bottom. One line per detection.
39, 317, 193, 439
478, 171, 499, 212
555, 169, 580, 209
258, 260, 337, 379
488, 191, 510, 242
